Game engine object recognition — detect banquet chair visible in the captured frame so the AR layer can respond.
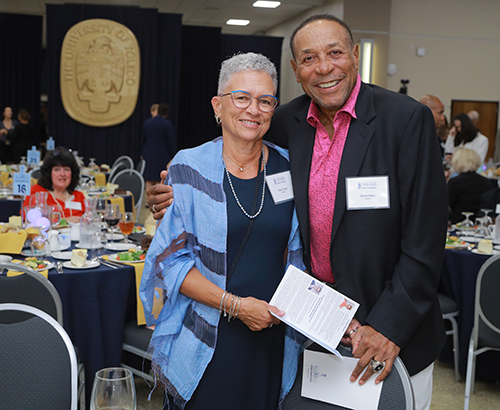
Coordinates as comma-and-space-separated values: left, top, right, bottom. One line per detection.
121, 320, 154, 382
0, 262, 63, 324
112, 155, 134, 170
111, 169, 145, 221
109, 161, 130, 183
135, 158, 146, 176
282, 343, 415, 410
438, 292, 461, 381
0, 303, 79, 410
0, 263, 86, 409
463, 254, 500, 410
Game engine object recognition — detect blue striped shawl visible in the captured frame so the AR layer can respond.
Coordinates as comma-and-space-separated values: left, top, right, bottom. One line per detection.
140, 137, 306, 408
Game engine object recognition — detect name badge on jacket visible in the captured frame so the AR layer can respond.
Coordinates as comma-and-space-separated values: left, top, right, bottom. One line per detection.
265, 171, 294, 204
65, 195, 82, 211
346, 176, 390, 210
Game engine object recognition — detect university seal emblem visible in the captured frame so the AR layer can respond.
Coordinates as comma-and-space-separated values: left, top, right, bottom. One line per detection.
60, 19, 140, 127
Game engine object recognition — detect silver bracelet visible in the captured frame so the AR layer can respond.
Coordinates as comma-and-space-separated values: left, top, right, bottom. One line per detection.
234, 296, 241, 318
227, 294, 236, 322
223, 292, 231, 317
219, 291, 227, 315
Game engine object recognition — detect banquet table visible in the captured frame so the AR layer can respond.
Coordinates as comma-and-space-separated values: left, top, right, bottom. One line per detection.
3, 245, 141, 408
441, 247, 500, 380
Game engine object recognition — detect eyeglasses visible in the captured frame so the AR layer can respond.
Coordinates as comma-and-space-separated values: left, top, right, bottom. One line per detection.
219, 90, 279, 112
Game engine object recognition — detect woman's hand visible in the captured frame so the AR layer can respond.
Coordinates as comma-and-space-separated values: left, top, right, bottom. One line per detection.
237, 297, 284, 331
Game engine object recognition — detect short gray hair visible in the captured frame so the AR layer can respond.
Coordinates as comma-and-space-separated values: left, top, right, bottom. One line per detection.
217, 52, 278, 95
451, 148, 482, 173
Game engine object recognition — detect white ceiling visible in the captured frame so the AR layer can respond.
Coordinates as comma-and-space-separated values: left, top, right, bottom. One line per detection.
2, 0, 325, 35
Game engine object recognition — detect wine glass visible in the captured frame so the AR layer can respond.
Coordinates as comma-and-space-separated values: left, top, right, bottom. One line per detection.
104, 204, 121, 240
480, 209, 493, 227
460, 212, 475, 235
119, 212, 135, 243
50, 204, 63, 228
95, 198, 107, 223
90, 367, 136, 410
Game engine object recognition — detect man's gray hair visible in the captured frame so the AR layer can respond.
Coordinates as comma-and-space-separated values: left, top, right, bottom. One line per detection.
217, 52, 278, 95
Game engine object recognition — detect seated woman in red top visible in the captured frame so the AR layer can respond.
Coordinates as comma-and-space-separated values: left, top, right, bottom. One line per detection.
24, 147, 85, 223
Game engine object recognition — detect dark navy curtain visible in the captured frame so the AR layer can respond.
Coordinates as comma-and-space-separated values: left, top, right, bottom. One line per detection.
0, 13, 42, 145
46, 4, 182, 166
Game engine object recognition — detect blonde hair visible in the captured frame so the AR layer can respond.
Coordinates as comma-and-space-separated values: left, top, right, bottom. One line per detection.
451, 148, 482, 173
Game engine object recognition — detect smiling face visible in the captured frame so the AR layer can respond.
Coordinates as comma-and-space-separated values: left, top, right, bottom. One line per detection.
51, 165, 72, 192
212, 70, 275, 146
291, 20, 359, 119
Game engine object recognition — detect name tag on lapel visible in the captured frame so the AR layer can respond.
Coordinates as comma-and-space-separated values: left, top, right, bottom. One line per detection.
265, 171, 294, 204
346, 176, 390, 210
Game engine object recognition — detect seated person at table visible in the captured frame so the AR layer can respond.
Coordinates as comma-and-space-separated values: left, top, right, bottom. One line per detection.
448, 148, 493, 224
445, 113, 489, 163
23, 147, 85, 223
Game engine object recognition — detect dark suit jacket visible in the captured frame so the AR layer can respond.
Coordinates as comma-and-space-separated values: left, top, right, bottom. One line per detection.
267, 82, 448, 376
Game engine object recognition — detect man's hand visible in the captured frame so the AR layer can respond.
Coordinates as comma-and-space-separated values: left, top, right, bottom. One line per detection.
146, 170, 173, 220
341, 317, 361, 346
349, 325, 401, 385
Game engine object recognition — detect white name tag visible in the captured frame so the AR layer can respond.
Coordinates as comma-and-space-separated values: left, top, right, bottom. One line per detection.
346, 176, 390, 210
65, 200, 82, 210
265, 170, 294, 204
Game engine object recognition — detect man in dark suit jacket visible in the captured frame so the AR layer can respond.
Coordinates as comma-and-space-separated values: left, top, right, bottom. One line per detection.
267, 14, 447, 410
146, 14, 448, 410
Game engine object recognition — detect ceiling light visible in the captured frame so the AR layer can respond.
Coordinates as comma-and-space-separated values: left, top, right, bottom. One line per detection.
226, 19, 250, 26
253, 1, 281, 8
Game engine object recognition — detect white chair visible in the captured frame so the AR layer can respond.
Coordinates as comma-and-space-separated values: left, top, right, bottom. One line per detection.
135, 158, 146, 176
464, 254, 500, 409
111, 169, 145, 222
282, 343, 415, 410
438, 292, 461, 381
0, 303, 79, 410
111, 155, 134, 170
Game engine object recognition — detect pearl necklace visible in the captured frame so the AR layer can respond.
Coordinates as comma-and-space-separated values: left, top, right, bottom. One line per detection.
223, 148, 266, 219
223, 151, 260, 172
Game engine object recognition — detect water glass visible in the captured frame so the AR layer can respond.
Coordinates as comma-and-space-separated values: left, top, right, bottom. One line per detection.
90, 367, 136, 410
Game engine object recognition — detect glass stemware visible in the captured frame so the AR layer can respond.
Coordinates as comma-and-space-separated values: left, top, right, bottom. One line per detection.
480, 209, 493, 227
460, 212, 475, 235
95, 198, 107, 223
90, 367, 136, 410
104, 204, 121, 240
119, 212, 135, 243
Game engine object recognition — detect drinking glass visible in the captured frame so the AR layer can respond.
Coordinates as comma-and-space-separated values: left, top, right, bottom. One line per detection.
480, 209, 493, 227
90, 367, 136, 410
104, 204, 121, 240
95, 198, 107, 223
119, 212, 135, 243
460, 212, 475, 235
50, 204, 63, 228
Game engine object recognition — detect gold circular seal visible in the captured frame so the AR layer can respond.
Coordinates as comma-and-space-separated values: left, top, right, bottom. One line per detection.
60, 19, 140, 127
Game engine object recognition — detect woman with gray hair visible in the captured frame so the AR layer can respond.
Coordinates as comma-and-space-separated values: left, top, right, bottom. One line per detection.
140, 52, 305, 409
448, 148, 493, 224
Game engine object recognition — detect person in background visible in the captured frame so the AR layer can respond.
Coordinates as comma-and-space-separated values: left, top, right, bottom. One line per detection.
23, 147, 85, 223
419, 94, 446, 157
0, 106, 19, 163
445, 112, 489, 163
448, 148, 493, 224
140, 53, 305, 409
141, 103, 177, 192
146, 14, 448, 410
150, 103, 159, 118
9, 109, 36, 163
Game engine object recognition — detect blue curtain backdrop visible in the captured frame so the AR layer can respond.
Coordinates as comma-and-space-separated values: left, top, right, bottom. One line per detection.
0, 13, 42, 145
3, 5, 283, 166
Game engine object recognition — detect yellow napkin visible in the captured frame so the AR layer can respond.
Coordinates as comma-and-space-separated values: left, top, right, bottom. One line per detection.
0, 171, 9, 185
103, 255, 146, 325
7, 259, 49, 278
94, 173, 106, 187
109, 196, 125, 215
0, 230, 28, 254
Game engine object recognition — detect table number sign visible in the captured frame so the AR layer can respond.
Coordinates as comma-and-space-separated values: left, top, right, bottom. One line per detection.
13, 165, 31, 196
47, 136, 55, 151
27, 146, 40, 166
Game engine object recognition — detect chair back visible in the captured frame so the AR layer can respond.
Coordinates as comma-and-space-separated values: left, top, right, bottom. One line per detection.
135, 158, 146, 176
111, 155, 134, 170
282, 344, 415, 410
474, 254, 500, 344
111, 169, 145, 220
0, 263, 63, 324
109, 161, 129, 183
0, 303, 78, 410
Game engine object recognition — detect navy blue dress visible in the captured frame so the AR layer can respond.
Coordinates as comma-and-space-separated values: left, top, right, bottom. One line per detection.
169, 147, 294, 410
141, 116, 177, 181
